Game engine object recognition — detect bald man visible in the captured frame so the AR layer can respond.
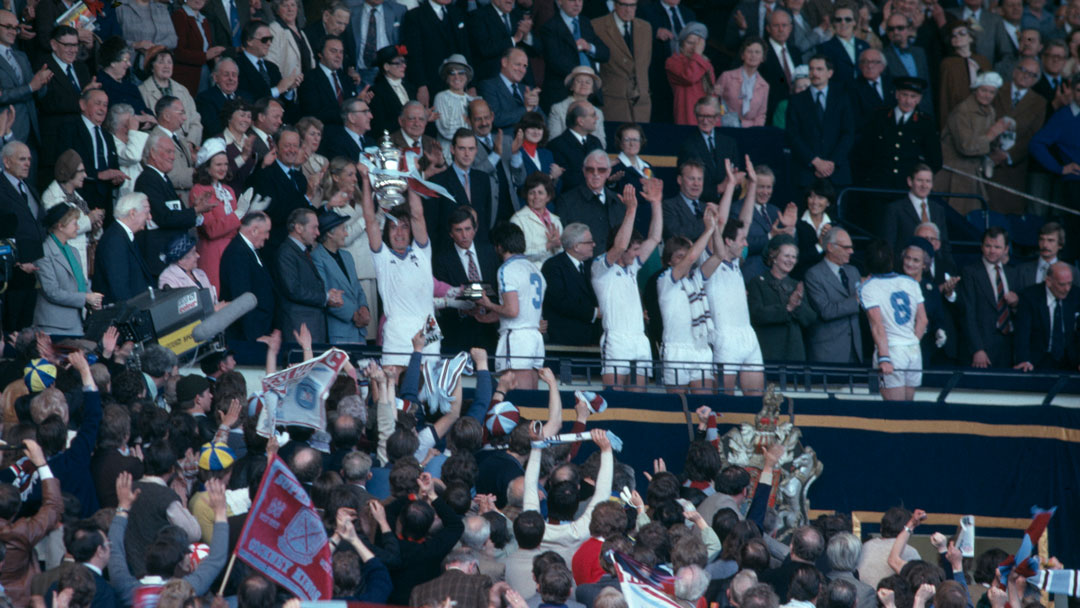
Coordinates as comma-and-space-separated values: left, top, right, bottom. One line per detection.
1014, 262, 1080, 371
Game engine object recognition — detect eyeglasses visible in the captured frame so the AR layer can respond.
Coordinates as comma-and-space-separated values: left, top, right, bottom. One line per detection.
0, 23, 18, 30
834, 15, 855, 22
389, 58, 406, 65
447, 69, 468, 76
695, 113, 719, 119
860, 58, 884, 64
258, 36, 274, 43
1017, 66, 1039, 78
1044, 52, 1067, 61
55, 39, 79, 48
583, 166, 609, 174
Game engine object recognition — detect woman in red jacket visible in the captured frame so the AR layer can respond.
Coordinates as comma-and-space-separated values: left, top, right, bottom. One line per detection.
665, 22, 715, 125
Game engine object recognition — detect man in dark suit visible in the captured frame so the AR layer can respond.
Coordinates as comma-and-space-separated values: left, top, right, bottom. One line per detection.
786, 55, 855, 188
914, 222, 961, 292
476, 47, 543, 130
676, 97, 740, 201
1032, 41, 1070, 121
0, 10, 48, 148
94, 192, 153, 305
729, 167, 783, 281
220, 211, 277, 341
554, 150, 625, 254
433, 205, 499, 352
759, 10, 801, 125
881, 164, 950, 259
538, 0, 610, 110
467, 99, 524, 216
429, 129, 496, 251
409, 551, 493, 608
468, 0, 539, 81
134, 133, 215, 277
299, 35, 357, 126
350, 0, 408, 85
204, 0, 251, 47
1014, 263, 1080, 371
195, 58, 252, 138
881, 14, 934, 116
849, 48, 894, 131
255, 126, 314, 251
814, 4, 869, 84
662, 160, 707, 241
725, 0, 780, 49
959, 226, 1020, 368
319, 96, 373, 161
640, 0, 695, 122
857, 77, 941, 191
1014, 222, 1080, 291
400, 0, 470, 97
547, 101, 603, 192
0, 141, 45, 330
59, 89, 125, 213
304, 3, 358, 84
542, 223, 602, 346
276, 207, 343, 344
235, 21, 300, 103
804, 227, 863, 363
37, 26, 90, 182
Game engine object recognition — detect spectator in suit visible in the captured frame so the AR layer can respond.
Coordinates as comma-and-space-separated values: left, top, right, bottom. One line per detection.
1032, 41, 1070, 119
511, 172, 563, 265
219, 211, 277, 341
138, 49, 204, 146
960, 226, 1019, 368
135, 133, 216, 276
747, 235, 817, 362
0, 10, 48, 149
785, 54, 855, 188
726, 0, 780, 48
1015, 223, 1079, 291
665, 22, 714, 125
312, 211, 369, 343
555, 150, 626, 254
33, 204, 103, 337
41, 150, 103, 277
676, 97, 740, 201
267, 0, 317, 97
988, 58, 1047, 214
203, 0, 250, 47
760, 10, 800, 125
409, 550, 492, 608
255, 126, 315, 250
814, 3, 869, 84
542, 222, 602, 346
849, 48, 894, 131
38, 26, 91, 182
305, 4, 358, 87
478, 47, 543, 131
947, 0, 1012, 66
468, 99, 525, 217
468, 0, 538, 82
400, 0, 470, 99
662, 160, 707, 241
591, 0, 652, 123
804, 227, 863, 363
639, 0, 695, 123
94, 192, 153, 304
610, 123, 653, 213
151, 96, 198, 204
196, 59, 251, 139
321, 96, 374, 162
857, 76, 942, 193
299, 36, 357, 127
717, 37, 771, 127
881, 164, 950, 259
515, 110, 558, 181
1014, 263, 1080, 371
351, 0, 407, 86
171, 0, 227, 97
236, 20, 301, 104
937, 23, 991, 131
881, 13, 934, 116
433, 205, 500, 352
914, 221, 961, 300
0, 141, 45, 330
390, 103, 442, 175
547, 66, 605, 146
276, 207, 344, 343
547, 100, 603, 193
368, 45, 416, 138
994, 26, 1040, 85
538, 0, 610, 110
58, 89, 126, 212
429, 129, 496, 250
729, 165, 790, 281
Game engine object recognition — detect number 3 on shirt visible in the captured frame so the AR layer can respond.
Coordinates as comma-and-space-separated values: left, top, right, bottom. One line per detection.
529, 274, 543, 309
890, 291, 911, 325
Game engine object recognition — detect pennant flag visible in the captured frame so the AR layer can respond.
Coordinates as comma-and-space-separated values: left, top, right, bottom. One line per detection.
996, 506, 1056, 587
258, 349, 351, 435
610, 550, 682, 608
234, 454, 333, 600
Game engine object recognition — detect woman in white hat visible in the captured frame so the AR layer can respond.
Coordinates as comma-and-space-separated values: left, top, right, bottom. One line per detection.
433, 54, 478, 155
547, 66, 606, 147
935, 71, 1012, 215
192, 138, 243, 293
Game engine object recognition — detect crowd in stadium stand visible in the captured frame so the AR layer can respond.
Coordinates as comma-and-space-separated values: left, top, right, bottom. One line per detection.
0, 0, 1074, 603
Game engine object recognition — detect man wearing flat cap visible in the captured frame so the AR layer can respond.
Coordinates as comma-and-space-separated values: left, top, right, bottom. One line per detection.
175, 374, 215, 442
311, 211, 370, 344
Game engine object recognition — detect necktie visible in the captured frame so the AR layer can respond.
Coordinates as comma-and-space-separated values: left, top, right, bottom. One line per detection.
623, 21, 634, 55
66, 64, 79, 91
503, 11, 513, 35
228, 0, 240, 46
816, 90, 826, 113
364, 8, 378, 67
1052, 298, 1065, 360
289, 167, 304, 191
839, 267, 850, 292
995, 264, 1010, 332
706, 133, 714, 155
258, 59, 270, 85
874, 79, 882, 99
4, 48, 20, 81
94, 125, 107, 171
332, 70, 343, 102
920, 200, 929, 223
578, 260, 586, 278
437, 5, 445, 20
691, 199, 701, 217
669, 6, 683, 33
463, 170, 471, 202
780, 47, 792, 87
512, 82, 523, 104
572, 17, 590, 66
1012, 90, 1021, 107
1037, 261, 1049, 284
466, 250, 480, 281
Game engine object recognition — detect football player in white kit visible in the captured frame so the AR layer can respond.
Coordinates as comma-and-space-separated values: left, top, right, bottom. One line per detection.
592, 177, 664, 388
478, 222, 547, 389
358, 165, 441, 370
703, 156, 766, 395
860, 240, 927, 401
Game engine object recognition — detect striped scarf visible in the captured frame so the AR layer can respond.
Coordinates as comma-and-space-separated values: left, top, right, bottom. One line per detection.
419, 351, 474, 415
680, 270, 713, 344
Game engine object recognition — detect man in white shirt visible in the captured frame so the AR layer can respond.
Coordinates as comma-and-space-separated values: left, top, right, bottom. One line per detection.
1014, 262, 1080, 371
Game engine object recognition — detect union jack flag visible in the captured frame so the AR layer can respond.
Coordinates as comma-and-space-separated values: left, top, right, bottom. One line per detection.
609, 551, 683, 608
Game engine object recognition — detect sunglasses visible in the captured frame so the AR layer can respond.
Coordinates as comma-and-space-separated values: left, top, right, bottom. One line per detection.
258, 35, 273, 43
834, 15, 855, 22
447, 69, 468, 76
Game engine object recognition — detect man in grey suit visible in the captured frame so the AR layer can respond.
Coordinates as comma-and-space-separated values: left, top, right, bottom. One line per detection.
804, 227, 863, 363
468, 99, 525, 216
948, 0, 1013, 64
351, 0, 407, 85
311, 212, 370, 343
661, 159, 707, 241
0, 10, 51, 148
275, 208, 345, 344
476, 47, 543, 130
1014, 222, 1080, 291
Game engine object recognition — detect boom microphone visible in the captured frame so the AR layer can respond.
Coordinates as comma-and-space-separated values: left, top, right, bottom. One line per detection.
192, 293, 257, 342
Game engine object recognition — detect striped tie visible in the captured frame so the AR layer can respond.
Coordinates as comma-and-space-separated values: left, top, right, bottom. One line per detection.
994, 264, 1010, 333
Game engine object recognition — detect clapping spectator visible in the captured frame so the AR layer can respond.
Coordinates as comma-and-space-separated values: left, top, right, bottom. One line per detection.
297, 116, 329, 186
192, 140, 242, 293
748, 235, 817, 362
515, 112, 560, 181
511, 172, 564, 265
267, 0, 316, 87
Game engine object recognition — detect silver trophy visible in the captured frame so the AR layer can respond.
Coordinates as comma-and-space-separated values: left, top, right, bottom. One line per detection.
371, 130, 409, 209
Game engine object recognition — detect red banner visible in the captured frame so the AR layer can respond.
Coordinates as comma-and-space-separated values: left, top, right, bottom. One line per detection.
234, 455, 333, 600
